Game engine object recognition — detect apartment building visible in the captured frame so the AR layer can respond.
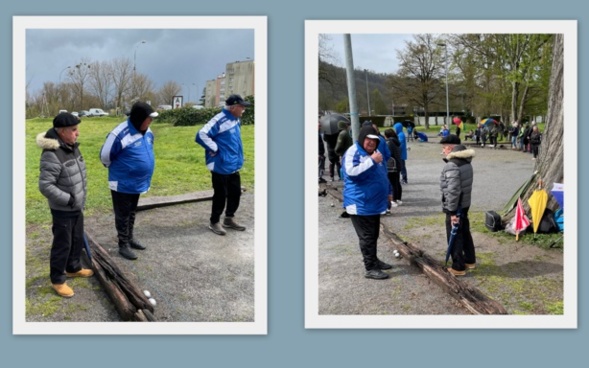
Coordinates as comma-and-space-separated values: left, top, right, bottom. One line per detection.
203, 59, 254, 107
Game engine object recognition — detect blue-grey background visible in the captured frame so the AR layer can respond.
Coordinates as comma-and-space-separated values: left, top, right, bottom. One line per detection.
1, 0, 585, 366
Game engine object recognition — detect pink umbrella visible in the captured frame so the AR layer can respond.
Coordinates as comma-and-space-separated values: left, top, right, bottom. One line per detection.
514, 197, 530, 241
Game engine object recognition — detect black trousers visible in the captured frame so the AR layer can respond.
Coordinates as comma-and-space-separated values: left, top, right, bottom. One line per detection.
211, 171, 242, 224
327, 151, 341, 179
350, 214, 381, 271
387, 172, 402, 201
445, 208, 476, 271
400, 159, 407, 183
111, 190, 140, 247
50, 210, 84, 284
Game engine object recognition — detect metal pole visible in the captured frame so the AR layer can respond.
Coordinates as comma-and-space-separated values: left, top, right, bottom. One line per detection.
344, 35, 360, 141
364, 69, 370, 116
439, 43, 450, 123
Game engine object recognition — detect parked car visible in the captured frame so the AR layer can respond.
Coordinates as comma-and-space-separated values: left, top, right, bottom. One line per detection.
88, 108, 109, 117
79, 110, 89, 117
157, 104, 172, 111
58, 109, 67, 114
71, 111, 79, 117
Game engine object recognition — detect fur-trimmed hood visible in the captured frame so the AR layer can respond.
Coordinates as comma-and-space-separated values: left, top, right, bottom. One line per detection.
445, 145, 475, 162
36, 128, 77, 151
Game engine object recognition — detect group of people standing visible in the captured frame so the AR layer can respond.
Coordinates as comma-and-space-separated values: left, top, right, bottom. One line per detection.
38, 95, 250, 298
509, 121, 542, 160
326, 117, 476, 280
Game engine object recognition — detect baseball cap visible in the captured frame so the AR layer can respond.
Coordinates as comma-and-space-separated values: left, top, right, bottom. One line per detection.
225, 94, 252, 106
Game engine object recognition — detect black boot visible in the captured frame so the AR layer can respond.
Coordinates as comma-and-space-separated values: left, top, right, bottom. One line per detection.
119, 245, 137, 260
129, 239, 146, 250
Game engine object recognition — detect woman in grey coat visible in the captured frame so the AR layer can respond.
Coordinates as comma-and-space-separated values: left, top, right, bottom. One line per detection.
37, 112, 93, 298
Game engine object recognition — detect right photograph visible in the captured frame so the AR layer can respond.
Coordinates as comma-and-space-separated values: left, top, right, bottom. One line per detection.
305, 20, 577, 329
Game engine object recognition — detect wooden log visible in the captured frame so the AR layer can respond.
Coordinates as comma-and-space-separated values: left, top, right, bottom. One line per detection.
381, 224, 508, 315
84, 232, 156, 321
92, 257, 135, 321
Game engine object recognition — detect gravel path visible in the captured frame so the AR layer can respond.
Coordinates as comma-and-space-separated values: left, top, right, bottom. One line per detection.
317, 138, 563, 315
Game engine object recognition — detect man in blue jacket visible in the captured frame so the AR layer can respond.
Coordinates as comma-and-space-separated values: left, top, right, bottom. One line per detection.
342, 125, 393, 280
393, 122, 408, 184
100, 102, 157, 260
196, 94, 249, 236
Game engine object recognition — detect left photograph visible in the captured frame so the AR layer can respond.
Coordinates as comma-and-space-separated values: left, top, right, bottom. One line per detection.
13, 16, 267, 334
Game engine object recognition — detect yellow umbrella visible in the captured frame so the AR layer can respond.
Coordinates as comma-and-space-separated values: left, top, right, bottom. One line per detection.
528, 186, 548, 236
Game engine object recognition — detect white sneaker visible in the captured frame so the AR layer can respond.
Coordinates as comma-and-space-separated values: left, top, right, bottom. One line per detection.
396, 200, 403, 205
390, 201, 398, 208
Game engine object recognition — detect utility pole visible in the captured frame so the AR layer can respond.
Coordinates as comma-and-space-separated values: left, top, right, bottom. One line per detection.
344, 35, 360, 141
364, 69, 371, 117
437, 42, 450, 125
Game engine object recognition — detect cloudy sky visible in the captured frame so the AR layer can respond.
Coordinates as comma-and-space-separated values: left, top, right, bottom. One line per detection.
26, 28, 255, 102
322, 34, 415, 74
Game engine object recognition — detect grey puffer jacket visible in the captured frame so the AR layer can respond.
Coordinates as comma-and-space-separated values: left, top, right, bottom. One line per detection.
37, 128, 87, 212
440, 145, 475, 215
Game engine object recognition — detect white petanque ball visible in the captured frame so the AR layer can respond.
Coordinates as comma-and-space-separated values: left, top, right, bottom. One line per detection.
149, 298, 156, 306
143, 290, 151, 298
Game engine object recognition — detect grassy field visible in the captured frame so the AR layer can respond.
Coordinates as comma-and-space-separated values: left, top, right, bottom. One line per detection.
25, 117, 255, 225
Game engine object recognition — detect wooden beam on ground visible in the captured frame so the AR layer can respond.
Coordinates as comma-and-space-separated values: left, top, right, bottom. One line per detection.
83, 232, 156, 321
137, 190, 214, 211
136, 188, 247, 211
380, 224, 508, 315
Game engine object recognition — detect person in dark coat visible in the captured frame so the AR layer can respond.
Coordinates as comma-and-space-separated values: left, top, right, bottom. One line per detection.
529, 125, 542, 160
439, 134, 476, 276
323, 131, 340, 181
384, 128, 402, 208
318, 120, 326, 183
37, 112, 94, 298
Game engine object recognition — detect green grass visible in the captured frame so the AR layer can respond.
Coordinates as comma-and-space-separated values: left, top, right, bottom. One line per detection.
26, 117, 255, 225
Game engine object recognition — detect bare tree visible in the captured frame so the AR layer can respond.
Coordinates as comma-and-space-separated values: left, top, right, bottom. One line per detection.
132, 73, 155, 102
66, 59, 93, 110
111, 58, 133, 115
156, 81, 182, 106
88, 60, 113, 109
394, 34, 445, 129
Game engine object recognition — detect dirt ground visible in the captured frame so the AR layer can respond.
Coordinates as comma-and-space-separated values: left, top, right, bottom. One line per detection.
318, 138, 564, 315
25, 192, 256, 322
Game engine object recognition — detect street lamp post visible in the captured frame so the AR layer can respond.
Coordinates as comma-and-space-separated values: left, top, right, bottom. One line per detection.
364, 69, 371, 116
437, 42, 450, 124
134, 40, 146, 75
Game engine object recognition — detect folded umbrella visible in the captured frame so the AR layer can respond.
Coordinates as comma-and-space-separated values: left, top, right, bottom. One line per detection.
528, 182, 548, 238
83, 232, 93, 263
445, 209, 462, 266
514, 197, 530, 241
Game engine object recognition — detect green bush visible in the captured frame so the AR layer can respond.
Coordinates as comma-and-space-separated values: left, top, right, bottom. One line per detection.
157, 95, 255, 126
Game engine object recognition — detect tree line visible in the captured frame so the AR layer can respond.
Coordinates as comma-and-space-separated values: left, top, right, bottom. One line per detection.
319, 33, 554, 129
26, 57, 204, 118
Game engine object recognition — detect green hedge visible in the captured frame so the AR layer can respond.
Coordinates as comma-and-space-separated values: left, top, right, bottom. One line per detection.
157, 95, 255, 126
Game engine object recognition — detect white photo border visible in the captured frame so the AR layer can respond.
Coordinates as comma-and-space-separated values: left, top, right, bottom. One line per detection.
305, 20, 577, 329
13, 15, 267, 335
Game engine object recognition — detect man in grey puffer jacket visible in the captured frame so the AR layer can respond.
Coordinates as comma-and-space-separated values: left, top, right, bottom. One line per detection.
37, 112, 93, 298
439, 134, 476, 276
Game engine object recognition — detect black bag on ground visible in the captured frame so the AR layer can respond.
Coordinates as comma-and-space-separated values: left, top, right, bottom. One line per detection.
485, 211, 503, 232
538, 208, 559, 234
